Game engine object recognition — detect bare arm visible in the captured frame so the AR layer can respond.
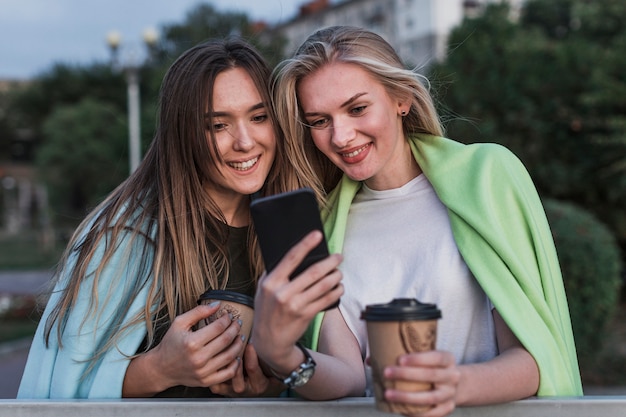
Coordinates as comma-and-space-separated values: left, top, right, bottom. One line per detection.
251, 231, 365, 400
288, 308, 365, 399
383, 309, 539, 416
455, 309, 539, 405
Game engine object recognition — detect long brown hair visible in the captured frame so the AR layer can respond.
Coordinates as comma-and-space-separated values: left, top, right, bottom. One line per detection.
44, 37, 312, 364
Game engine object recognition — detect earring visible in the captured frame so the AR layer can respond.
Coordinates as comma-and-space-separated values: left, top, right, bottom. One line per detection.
401, 110, 407, 116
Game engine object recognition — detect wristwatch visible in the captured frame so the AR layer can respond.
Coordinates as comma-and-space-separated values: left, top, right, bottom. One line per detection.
273, 342, 317, 388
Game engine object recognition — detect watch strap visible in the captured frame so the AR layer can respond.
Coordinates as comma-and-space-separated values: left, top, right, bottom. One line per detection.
270, 342, 316, 388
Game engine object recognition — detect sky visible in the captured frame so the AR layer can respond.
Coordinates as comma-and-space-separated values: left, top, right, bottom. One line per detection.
0, 0, 307, 80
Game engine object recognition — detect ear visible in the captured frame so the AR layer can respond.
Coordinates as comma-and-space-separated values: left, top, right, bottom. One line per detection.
395, 91, 411, 115
397, 100, 410, 116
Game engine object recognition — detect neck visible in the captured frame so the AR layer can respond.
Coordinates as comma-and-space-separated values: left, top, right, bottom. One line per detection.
211, 194, 250, 227
365, 140, 422, 190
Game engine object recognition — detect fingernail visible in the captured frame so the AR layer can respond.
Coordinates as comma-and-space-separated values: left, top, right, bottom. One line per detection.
237, 319, 243, 327
228, 313, 234, 321
236, 356, 241, 363
208, 301, 220, 308
241, 334, 246, 342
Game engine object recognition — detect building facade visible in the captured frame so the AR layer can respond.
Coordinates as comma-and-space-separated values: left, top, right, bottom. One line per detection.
271, 0, 524, 71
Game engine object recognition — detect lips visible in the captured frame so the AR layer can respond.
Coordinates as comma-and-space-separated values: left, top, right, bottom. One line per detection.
340, 143, 370, 158
228, 156, 259, 171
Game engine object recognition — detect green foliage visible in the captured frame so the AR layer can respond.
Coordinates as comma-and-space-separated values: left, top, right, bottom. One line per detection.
161, 3, 250, 52
0, 231, 64, 270
522, 0, 576, 39
0, 82, 32, 161
2, 2, 286, 225
0, 319, 40, 344
37, 98, 128, 223
0, 121, 14, 161
432, 1, 626, 361
158, 3, 287, 68
544, 199, 623, 364
430, 0, 626, 249
10, 64, 127, 139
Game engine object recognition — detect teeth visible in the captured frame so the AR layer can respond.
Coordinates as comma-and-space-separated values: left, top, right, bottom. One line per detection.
342, 144, 368, 158
229, 157, 258, 170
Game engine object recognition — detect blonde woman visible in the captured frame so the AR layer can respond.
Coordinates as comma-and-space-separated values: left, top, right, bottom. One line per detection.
267, 25, 582, 416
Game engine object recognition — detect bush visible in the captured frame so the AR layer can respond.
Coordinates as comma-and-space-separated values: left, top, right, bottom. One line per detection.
544, 198, 623, 365
0, 293, 42, 344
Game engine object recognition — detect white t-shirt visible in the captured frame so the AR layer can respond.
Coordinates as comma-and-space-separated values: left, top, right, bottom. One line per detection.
337, 175, 497, 394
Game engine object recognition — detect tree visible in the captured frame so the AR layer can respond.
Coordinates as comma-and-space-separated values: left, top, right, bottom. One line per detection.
430, 0, 626, 252
0, 88, 18, 160
5, 2, 287, 230
36, 98, 127, 225
8, 63, 128, 161
157, 3, 287, 68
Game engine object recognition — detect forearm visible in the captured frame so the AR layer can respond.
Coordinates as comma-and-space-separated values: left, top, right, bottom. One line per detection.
268, 345, 365, 400
301, 350, 365, 399
456, 346, 539, 406
122, 350, 169, 397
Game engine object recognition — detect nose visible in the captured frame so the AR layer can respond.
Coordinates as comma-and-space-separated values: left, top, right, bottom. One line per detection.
331, 119, 356, 148
232, 122, 255, 152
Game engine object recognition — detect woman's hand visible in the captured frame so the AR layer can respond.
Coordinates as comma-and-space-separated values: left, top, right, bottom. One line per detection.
251, 231, 366, 400
379, 309, 540, 416
379, 350, 460, 417
123, 302, 245, 397
209, 343, 285, 397
251, 230, 343, 371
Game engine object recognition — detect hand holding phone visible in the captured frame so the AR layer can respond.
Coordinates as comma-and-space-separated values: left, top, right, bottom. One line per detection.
250, 187, 339, 309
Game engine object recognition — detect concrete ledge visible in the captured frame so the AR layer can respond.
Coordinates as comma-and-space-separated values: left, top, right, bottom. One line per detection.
1, 396, 626, 417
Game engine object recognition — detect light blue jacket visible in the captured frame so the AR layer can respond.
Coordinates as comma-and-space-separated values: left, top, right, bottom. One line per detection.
18, 226, 155, 398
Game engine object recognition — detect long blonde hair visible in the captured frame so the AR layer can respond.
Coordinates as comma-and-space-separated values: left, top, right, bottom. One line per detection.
272, 25, 444, 195
43, 37, 313, 366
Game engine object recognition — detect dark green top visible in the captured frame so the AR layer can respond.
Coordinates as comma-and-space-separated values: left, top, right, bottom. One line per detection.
143, 224, 254, 398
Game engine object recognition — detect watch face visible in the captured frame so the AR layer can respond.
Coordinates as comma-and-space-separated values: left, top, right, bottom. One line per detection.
292, 364, 315, 387
284, 343, 317, 388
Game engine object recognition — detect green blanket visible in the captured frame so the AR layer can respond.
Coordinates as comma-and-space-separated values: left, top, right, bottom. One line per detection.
304, 134, 582, 396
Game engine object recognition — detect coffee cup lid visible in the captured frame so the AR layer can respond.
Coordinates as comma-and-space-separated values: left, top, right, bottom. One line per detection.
197, 290, 254, 309
360, 298, 441, 321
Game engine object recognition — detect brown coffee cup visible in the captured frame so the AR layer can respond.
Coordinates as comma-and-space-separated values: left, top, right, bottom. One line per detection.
361, 298, 441, 415
197, 289, 254, 356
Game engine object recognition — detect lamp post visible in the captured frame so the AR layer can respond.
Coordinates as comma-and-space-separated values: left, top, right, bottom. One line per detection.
106, 28, 158, 175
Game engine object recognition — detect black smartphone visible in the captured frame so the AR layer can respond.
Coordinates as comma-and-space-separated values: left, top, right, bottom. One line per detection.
250, 188, 339, 309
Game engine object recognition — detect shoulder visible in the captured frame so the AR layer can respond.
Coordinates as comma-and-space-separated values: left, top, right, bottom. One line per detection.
465, 141, 522, 166
414, 135, 538, 202
78, 200, 157, 244
414, 134, 520, 162
454, 140, 530, 180
415, 134, 529, 178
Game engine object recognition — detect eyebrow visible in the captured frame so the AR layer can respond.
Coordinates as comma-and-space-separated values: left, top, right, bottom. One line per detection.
303, 92, 367, 117
341, 92, 367, 108
205, 102, 266, 118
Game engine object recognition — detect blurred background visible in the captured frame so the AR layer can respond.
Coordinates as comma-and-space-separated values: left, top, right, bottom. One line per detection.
0, 0, 625, 395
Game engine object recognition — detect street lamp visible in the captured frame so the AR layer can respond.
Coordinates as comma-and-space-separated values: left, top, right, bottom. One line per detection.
106, 28, 159, 175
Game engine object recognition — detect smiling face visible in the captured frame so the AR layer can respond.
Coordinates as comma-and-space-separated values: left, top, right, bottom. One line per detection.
204, 67, 276, 220
297, 62, 418, 190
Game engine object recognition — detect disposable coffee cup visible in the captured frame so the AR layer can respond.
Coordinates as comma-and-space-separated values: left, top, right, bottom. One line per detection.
361, 298, 441, 415
197, 290, 254, 356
